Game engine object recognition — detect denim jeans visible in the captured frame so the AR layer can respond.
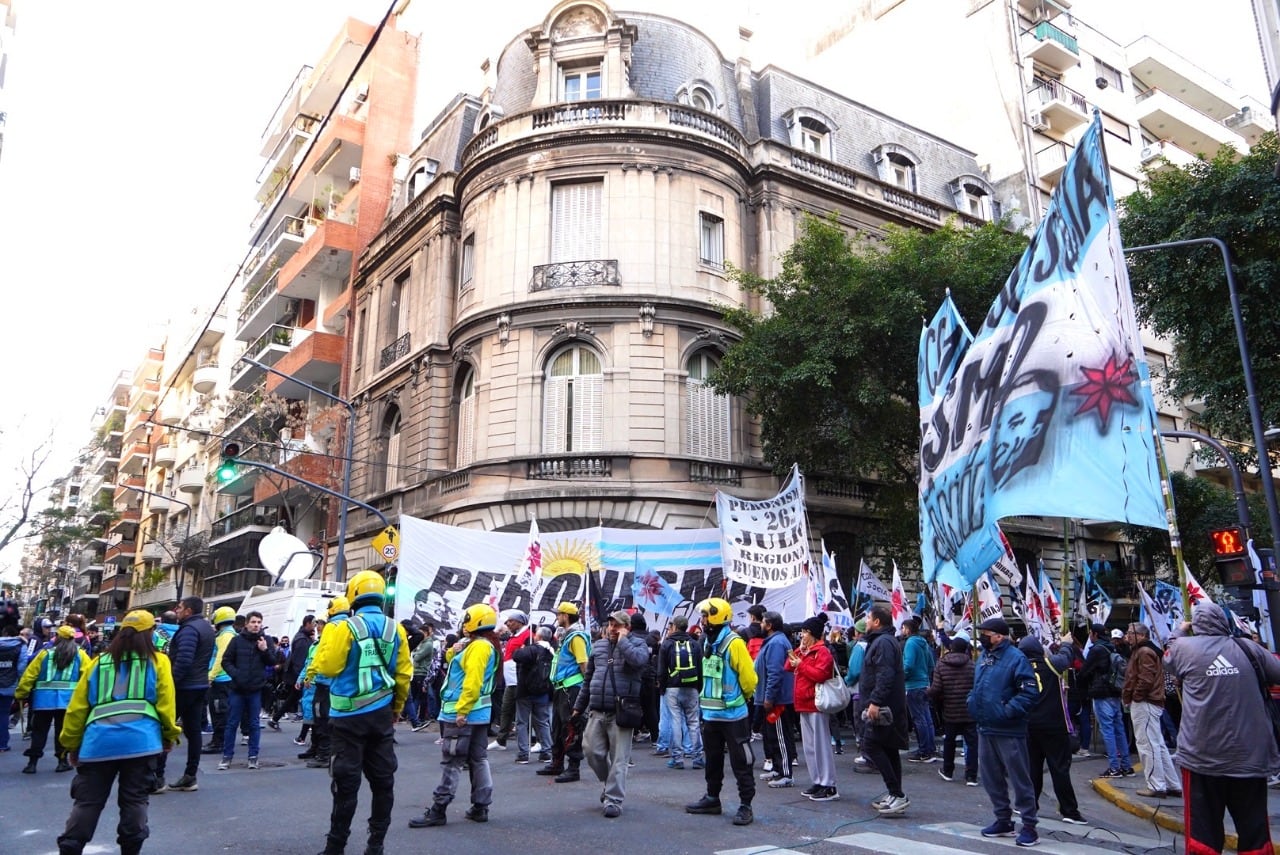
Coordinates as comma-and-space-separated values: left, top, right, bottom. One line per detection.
656, 692, 672, 751
515, 694, 552, 757
223, 690, 262, 759
664, 687, 702, 761
905, 688, 937, 756
1092, 696, 1128, 771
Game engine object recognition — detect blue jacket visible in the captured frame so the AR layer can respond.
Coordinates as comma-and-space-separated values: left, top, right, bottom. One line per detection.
168, 614, 215, 690
0, 636, 23, 694
754, 631, 794, 705
903, 634, 934, 691
966, 638, 1039, 736
843, 640, 867, 690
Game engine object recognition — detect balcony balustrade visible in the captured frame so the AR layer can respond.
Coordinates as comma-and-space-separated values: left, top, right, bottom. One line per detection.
379, 332, 411, 370
529, 259, 620, 292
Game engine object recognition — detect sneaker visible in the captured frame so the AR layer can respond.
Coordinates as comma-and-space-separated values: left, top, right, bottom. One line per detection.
809, 786, 839, 802
965, 778, 980, 787
1120, 767, 1137, 777
306, 757, 330, 768
685, 795, 722, 815
241, 735, 249, 746
530, 742, 542, 752
981, 820, 1017, 837
149, 781, 168, 794
248, 756, 259, 770
760, 769, 783, 781
170, 774, 198, 792
1135, 788, 1166, 797
652, 747, 669, 756
515, 755, 530, 764
487, 740, 507, 750
1073, 748, 1094, 759
218, 758, 231, 770
906, 751, 937, 763
938, 768, 954, 782
1060, 812, 1088, 825
1016, 825, 1039, 847
267, 720, 281, 732
767, 776, 793, 788
876, 795, 909, 816
1268, 773, 1280, 790
293, 737, 308, 746
602, 803, 621, 818
412, 721, 432, 733
538, 752, 552, 763
1097, 768, 1124, 778
762, 759, 774, 773
871, 792, 892, 809
852, 757, 879, 774
666, 758, 685, 770
691, 757, 706, 769
800, 784, 825, 797
732, 805, 754, 826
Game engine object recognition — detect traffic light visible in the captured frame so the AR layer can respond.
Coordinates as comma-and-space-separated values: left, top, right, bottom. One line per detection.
383, 566, 398, 617
1210, 525, 1253, 587
216, 442, 240, 483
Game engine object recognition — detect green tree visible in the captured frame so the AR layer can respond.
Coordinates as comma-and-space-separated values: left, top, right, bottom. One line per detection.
713, 214, 1028, 554
1121, 134, 1280, 468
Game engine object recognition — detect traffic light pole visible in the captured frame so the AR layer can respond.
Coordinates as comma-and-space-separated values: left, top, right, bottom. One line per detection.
221, 456, 389, 534
238, 356, 357, 583
1127, 239, 1280, 650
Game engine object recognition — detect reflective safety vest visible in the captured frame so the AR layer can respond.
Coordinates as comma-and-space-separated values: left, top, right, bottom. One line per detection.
33, 652, 82, 710
79, 654, 162, 762
440, 640, 497, 724
329, 613, 397, 714
552, 628, 589, 689
209, 626, 236, 683
700, 630, 747, 721
86, 655, 160, 726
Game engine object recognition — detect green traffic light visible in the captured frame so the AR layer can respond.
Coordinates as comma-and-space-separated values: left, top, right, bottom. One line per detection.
216, 462, 238, 482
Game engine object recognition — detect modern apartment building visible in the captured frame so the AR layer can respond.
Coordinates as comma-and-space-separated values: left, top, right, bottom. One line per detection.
335, 0, 996, 583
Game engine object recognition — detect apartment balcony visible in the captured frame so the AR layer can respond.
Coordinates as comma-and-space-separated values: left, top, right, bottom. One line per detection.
1138, 138, 1198, 171
93, 448, 121, 478
108, 507, 141, 534
1224, 97, 1274, 146
230, 324, 296, 391
202, 567, 274, 604
193, 359, 220, 395
529, 259, 621, 292
264, 330, 345, 397
177, 465, 206, 494
221, 384, 269, 439
209, 503, 285, 547
255, 114, 320, 209
104, 540, 136, 565
253, 452, 334, 505
1028, 79, 1088, 134
118, 440, 152, 476
289, 115, 365, 206
97, 573, 131, 595
1127, 36, 1239, 124
153, 442, 177, 469
461, 99, 747, 168
1023, 21, 1079, 74
1036, 140, 1072, 185
131, 581, 179, 610
155, 401, 183, 427
1134, 88, 1245, 158
1017, 0, 1071, 15
113, 476, 144, 503
147, 494, 171, 515
242, 215, 307, 292
141, 540, 167, 563
377, 332, 410, 372
278, 218, 358, 302
237, 271, 293, 343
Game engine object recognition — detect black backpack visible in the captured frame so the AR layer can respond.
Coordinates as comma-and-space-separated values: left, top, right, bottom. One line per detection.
526, 645, 553, 697
667, 637, 699, 686
0, 642, 18, 691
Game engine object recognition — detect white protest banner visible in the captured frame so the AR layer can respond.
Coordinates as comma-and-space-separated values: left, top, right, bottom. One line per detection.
717, 464, 810, 588
890, 562, 913, 630
975, 571, 1003, 625
820, 541, 853, 629
857, 560, 893, 602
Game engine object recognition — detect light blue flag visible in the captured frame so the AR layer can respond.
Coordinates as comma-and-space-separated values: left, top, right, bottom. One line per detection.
919, 114, 1167, 588
631, 564, 685, 616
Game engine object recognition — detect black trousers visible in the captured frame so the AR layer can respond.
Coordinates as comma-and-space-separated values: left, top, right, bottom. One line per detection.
26, 708, 67, 760
326, 705, 397, 853
312, 684, 331, 759
940, 720, 979, 781
761, 705, 798, 775
1184, 768, 1272, 855
58, 756, 153, 855
1027, 727, 1078, 816
640, 677, 660, 739
864, 726, 904, 798
156, 688, 206, 780
206, 683, 229, 747
550, 684, 584, 768
701, 716, 755, 806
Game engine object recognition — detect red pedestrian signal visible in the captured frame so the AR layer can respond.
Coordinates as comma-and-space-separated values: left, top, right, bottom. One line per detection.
1210, 526, 1246, 557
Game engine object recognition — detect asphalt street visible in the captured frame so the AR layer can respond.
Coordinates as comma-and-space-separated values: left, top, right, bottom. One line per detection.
0, 722, 1188, 854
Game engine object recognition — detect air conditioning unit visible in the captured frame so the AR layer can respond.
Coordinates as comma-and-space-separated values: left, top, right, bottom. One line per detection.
349, 166, 361, 184
1029, 111, 1049, 132
1139, 145, 1159, 163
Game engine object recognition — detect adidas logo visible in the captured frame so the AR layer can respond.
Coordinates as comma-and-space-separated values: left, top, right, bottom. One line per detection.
1205, 654, 1240, 676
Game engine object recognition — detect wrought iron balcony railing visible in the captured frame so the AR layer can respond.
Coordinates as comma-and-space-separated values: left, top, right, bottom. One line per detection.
529, 259, 620, 292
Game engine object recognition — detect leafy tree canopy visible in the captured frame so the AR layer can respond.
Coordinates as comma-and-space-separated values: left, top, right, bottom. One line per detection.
1121, 133, 1280, 469
712, 214, 1028, 555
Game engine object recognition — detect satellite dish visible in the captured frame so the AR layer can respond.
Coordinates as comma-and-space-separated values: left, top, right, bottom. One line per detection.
258, 527, 319, 584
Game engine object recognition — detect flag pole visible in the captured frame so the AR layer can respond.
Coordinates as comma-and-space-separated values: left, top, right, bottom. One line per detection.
1150, 429, 1192, 621
1060, 520, 1071, 635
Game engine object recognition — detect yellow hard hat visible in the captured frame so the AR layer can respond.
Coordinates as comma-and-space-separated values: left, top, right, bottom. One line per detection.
212, 606, 237, 626
327, 596, 351, 618
346, 569, 386, 605
121, 610, 157, 633
56, 625, 76, 640
462, 603, 498, 634
695, 597, 733, 626
556, 601, 579, 616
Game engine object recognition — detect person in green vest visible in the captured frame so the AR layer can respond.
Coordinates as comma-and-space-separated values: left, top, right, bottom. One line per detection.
16, 625, 91, 774
55, 609, 181, 855
200, 607, 238, 756
537, 601, 590, 782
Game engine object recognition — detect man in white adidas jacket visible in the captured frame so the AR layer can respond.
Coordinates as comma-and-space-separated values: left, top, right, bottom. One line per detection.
1164, 600, 1280, 854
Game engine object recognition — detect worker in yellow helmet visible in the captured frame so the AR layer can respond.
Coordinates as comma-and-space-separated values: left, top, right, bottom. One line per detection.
535, 601, 590, 781
16, 625, 91, 773
201, 606, 238, 756
311, 571, 411, 855
685, 597, 760, 827
56, 609, 181, 855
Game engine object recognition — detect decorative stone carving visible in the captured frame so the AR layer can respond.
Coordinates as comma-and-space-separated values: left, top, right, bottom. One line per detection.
552, 5, 606, 40
452, 344, 474, 363
695, 328, 728, 347
497, 312, 511, 344
638, 303, 655, 337
553, 320, 593, 340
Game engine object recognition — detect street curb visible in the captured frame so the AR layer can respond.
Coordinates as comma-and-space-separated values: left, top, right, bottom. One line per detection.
1091, 778, 1280, 855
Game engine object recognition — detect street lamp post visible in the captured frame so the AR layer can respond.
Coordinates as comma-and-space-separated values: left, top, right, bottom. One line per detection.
238, 356, 356, 583
121, 484, 192, 604
1127, 238, 1280, 649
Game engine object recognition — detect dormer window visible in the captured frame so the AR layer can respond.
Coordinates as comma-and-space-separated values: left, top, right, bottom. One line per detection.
784, 108, 837, 159
677, 81, 718, 112
949, 173, 996, 221
873, 144, 921, 193
561, 64, 602, 101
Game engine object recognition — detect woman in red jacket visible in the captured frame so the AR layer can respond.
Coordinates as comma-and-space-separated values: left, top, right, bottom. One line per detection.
786, 614, 839, 802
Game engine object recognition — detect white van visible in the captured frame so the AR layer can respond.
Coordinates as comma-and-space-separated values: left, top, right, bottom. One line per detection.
236, 578, 345, 642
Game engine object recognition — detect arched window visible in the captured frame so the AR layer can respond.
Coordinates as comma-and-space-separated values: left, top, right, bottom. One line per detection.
374, 405, 402, 493
456, 368, 476, 468
676, 82, 718, 112
873, 144, 920, 193
785, 108, 837, 159
686, 351, 730, 460
949, 174, 996, 221
543, 345, 603, 453
408, 159, 439, 201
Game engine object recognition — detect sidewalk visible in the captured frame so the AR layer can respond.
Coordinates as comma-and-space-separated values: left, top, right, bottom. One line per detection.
1092, 766, 1280, 854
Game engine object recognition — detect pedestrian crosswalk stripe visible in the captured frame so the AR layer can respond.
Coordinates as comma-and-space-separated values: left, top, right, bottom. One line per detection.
829, 832, 976, 854
715, 847, 808, 855
920, 821, 1115, 855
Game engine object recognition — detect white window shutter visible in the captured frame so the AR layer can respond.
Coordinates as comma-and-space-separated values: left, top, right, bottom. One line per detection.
543, 376, 568, 453
457, 394, 475, 468
573, 374, 603, 452
687, 378, 731, 460
551, 182, 602, 263
385, 431, 402, 488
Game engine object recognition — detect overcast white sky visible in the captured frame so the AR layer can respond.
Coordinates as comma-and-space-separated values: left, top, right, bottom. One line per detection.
0, 0, 1267, 584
